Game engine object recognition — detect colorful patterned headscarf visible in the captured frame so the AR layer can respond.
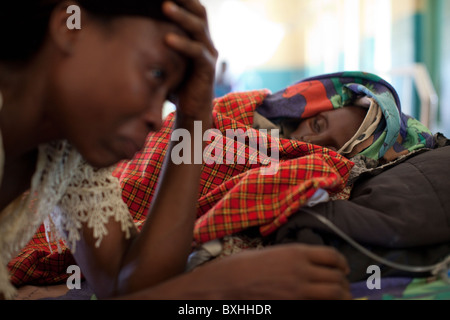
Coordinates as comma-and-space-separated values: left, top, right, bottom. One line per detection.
256, 71, 435, 161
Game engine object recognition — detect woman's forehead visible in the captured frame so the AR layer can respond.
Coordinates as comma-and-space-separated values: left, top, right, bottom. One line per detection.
107, 17, 188, 68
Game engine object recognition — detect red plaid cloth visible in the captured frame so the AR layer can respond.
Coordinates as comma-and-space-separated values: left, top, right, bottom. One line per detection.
8, 90, 353, 286
115, 90, 354, 244
8, 224, 76, 287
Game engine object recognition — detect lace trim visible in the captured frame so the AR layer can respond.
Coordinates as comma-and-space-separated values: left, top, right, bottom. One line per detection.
54, 164, 135, 251
0, 140, 135, 299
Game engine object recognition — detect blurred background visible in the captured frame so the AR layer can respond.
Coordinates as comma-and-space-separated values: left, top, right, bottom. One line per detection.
202, 0, 450, 136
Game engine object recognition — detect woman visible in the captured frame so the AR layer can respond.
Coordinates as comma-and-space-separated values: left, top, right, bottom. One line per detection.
0, 0, 351, 300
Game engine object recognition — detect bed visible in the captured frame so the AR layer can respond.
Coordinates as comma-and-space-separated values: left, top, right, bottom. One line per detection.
351, 276, 450, 300
8, 72, 450, 300
13, 270, 450, 301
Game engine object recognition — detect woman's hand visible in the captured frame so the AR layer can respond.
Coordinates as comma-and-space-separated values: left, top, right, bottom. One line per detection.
198, 244, 353, 300
163, 0, 218, 126
119, 244, 353, 300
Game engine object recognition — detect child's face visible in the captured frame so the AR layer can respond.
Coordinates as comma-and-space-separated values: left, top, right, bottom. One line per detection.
289, 106, 367, 152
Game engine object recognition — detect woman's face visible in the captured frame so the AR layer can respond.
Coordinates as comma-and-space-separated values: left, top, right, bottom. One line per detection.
290, 106, 367, 152
48, 17, 187, 168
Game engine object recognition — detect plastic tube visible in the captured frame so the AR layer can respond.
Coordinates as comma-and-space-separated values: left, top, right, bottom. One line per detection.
307, 211, 450, 284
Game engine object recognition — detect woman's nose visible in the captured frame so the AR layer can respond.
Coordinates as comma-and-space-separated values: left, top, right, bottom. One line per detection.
143, 100, 164, 132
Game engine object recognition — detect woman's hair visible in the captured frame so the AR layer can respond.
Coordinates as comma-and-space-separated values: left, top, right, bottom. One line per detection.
0, 0, 168, 63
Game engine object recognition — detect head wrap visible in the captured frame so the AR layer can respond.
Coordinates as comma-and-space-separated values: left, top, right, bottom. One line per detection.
256, 71, 435, 161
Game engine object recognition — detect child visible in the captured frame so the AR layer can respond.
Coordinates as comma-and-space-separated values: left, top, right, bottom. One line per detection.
253, 72, 434, 164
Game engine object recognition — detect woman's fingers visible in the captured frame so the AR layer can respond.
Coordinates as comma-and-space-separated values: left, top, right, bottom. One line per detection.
161, 0, 217, 121
169, 0, 209, 22
298, 245, 351, 275
165, 32, 213, 63
162, 1, 216, 55
290, 246, 352, 300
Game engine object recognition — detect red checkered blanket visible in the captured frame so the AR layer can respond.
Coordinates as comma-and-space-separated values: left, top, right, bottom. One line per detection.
8, 90, 353, 286
115, 90, 353, 244
8, 225, 76, 287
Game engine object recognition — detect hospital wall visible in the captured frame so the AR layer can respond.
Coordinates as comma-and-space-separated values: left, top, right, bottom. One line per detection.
205, 0, 450, 134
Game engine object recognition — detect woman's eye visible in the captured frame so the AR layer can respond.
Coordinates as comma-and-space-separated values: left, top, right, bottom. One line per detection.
147, 68, 165, 81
